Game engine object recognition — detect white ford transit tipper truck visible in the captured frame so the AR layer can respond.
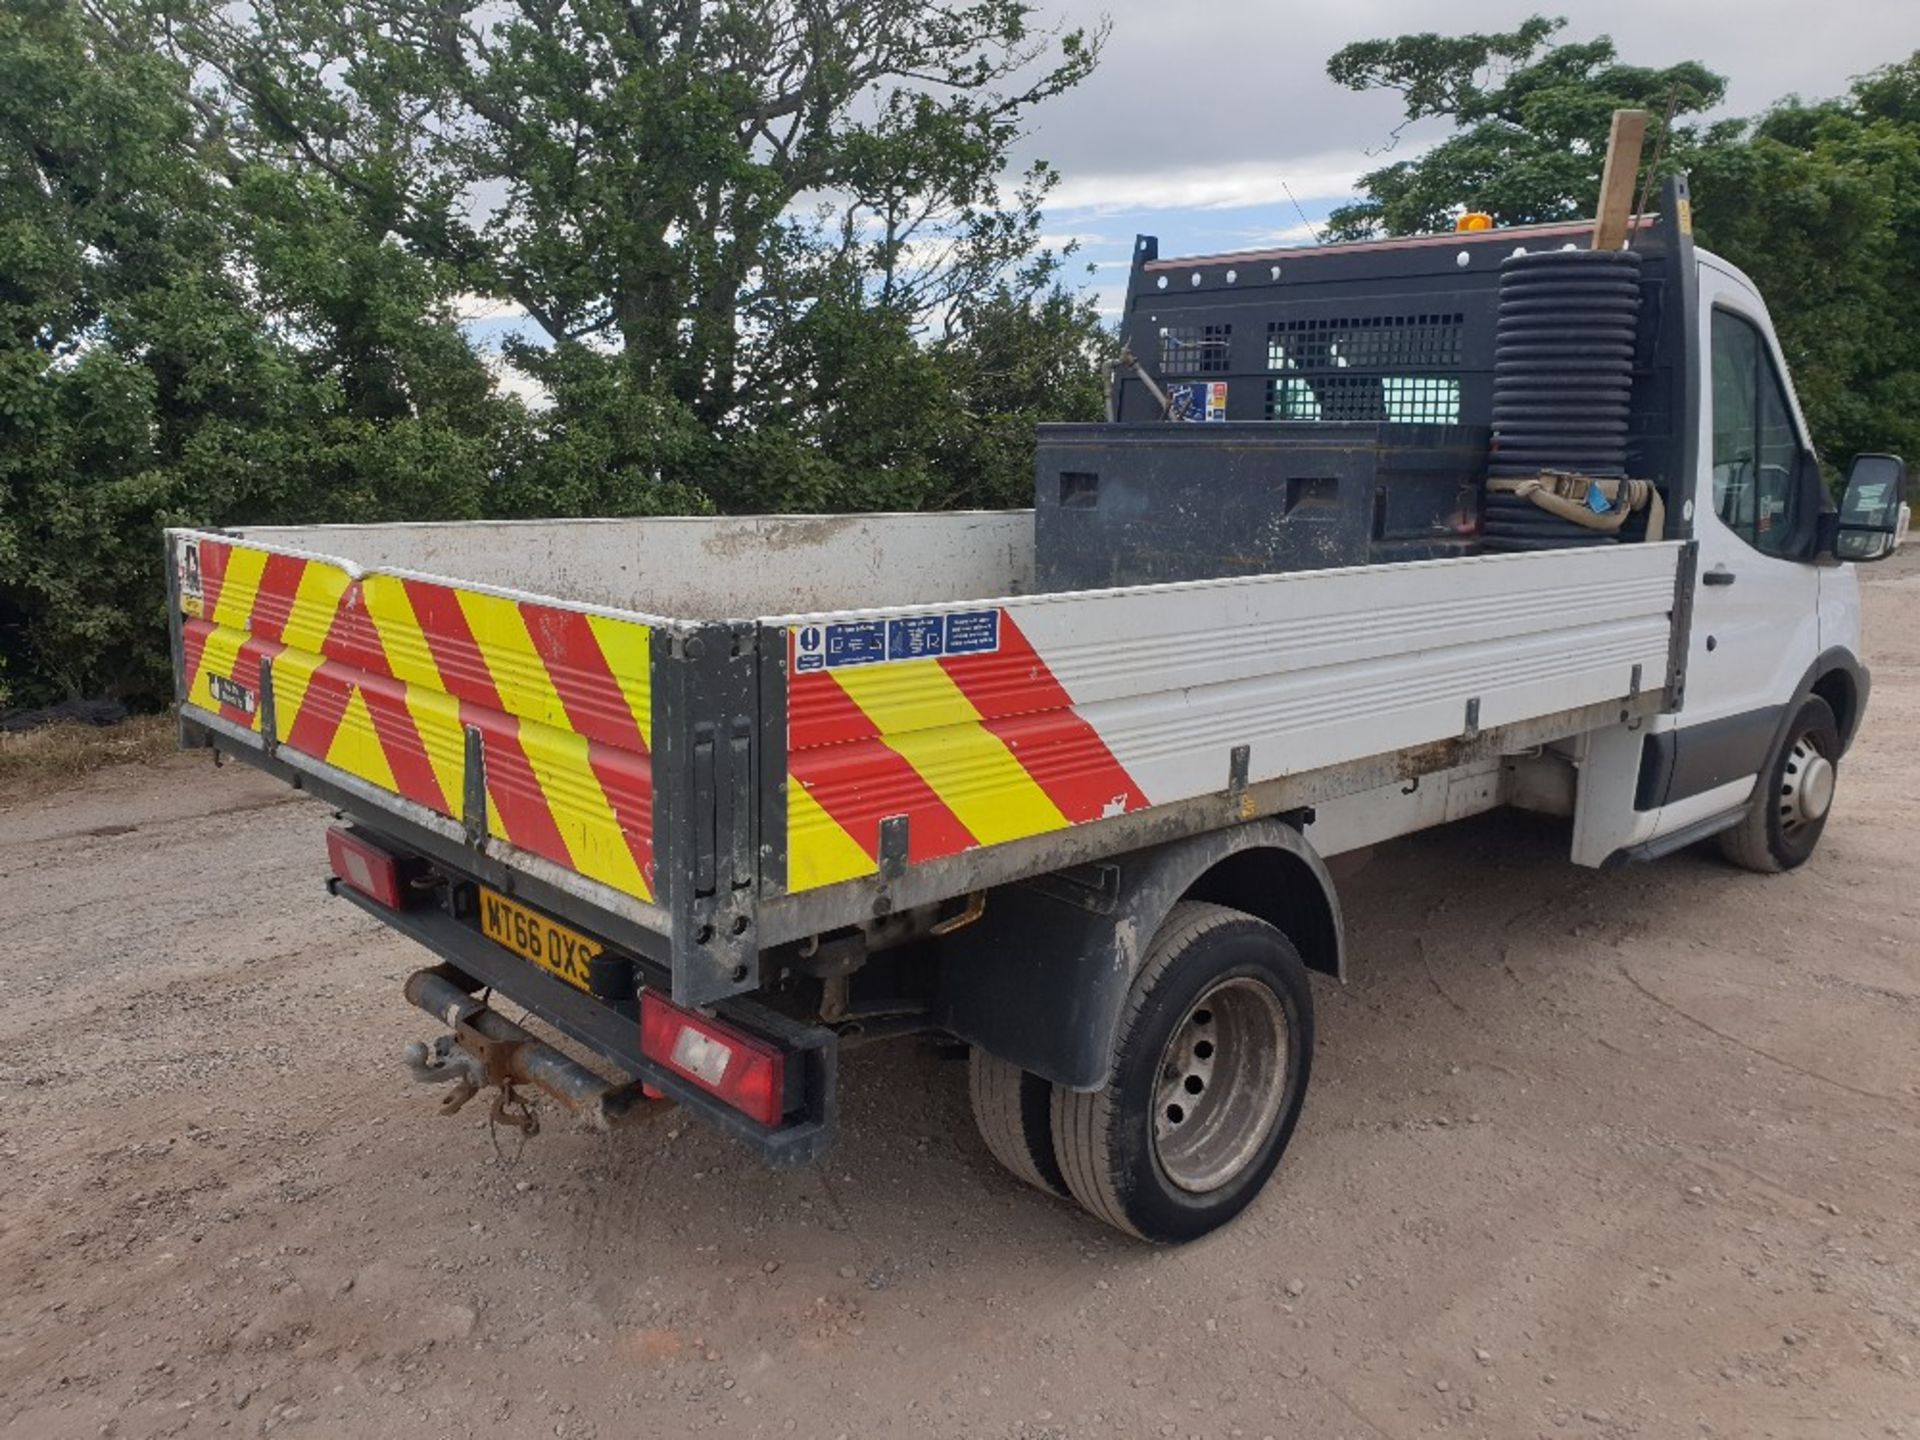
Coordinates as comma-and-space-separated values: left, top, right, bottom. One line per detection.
167, 176, 1908, 1241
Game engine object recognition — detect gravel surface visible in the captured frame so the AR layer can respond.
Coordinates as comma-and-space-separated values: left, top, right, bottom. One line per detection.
2, 554, 1916, 1440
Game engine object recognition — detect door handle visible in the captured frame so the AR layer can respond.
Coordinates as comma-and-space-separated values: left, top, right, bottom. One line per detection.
1703, 567, 1737, 587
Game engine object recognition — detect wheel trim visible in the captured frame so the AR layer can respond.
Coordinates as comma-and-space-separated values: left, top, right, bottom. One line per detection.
1151, 976, 1291, 1194
1778, 733, 1835, 832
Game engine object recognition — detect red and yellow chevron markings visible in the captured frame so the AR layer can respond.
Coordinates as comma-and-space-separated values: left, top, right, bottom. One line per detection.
786, 612, 1145, 892
184, 538, 1149, 903
178, 536, 656, 903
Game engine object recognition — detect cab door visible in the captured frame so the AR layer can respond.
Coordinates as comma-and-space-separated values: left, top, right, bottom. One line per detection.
1646, 259, 1823, 833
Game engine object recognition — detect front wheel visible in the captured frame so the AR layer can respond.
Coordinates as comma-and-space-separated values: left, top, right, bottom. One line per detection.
1718, 696, 1841, 873
1051, 902, 1314, 1243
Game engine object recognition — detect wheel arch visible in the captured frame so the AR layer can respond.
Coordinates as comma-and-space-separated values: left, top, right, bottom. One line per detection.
934, 819, 1343, 1090
1768, 646, 1869, 766
1805, 652, 1867, 754
1178, 843, 1342, 982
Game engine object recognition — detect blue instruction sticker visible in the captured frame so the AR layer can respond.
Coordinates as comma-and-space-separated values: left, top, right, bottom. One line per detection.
944, 610, 1001, 655
823, 620, 887, 668
888, 616, 946, 661
793, 608, 1002, 673
794, 624, 827, 672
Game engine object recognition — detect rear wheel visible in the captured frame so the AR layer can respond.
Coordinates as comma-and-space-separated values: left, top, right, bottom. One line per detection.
967, 1049, 1069, 1197
1051, 902, 1314, 1243
1718, 696, 1840, 873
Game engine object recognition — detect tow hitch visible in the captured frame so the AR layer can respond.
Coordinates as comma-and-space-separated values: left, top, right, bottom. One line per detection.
404, 1031, 544, 1134
401, 967, 654, 1132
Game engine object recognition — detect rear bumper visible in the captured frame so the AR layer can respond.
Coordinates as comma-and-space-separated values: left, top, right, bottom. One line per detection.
331, 882, 837, 1167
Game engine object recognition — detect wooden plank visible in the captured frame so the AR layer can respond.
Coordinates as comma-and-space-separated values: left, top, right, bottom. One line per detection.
1592, 109, 1649, 251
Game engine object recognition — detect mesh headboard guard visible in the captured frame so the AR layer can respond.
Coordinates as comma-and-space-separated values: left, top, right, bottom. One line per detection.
1122, 239, 1503, 429
1115, 208, 1691, 500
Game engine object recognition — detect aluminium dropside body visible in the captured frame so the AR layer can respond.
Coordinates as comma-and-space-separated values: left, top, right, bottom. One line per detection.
166, 513, 1691, 1081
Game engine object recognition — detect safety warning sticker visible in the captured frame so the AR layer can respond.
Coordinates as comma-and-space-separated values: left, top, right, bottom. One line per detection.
794, 609, 1001, 672
887, 615, 944, 660
1170, 381, 1228, 422
176, 538, 205, 618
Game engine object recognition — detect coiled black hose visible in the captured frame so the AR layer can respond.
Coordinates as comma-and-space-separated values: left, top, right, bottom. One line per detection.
1485, 248, 1644, 549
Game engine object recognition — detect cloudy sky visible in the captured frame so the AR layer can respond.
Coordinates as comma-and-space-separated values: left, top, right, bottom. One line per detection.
463, 0, 1914, 383
1014, 0, 1917, 313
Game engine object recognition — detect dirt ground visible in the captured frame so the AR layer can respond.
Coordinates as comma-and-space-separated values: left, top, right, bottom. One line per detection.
3, 557, 1917, 1440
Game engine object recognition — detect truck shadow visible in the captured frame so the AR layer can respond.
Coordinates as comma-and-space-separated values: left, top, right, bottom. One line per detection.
530, 805, 1768, 1273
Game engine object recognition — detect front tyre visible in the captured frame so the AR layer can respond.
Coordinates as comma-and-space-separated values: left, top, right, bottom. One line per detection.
1051, 902, 1314, 1243
1718, 696, 1841, 873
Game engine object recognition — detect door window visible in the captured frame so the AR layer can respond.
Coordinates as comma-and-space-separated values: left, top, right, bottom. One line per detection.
1710, 309, 1804, 557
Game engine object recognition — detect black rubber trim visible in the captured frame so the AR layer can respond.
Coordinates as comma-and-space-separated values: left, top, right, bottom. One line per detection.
1790, 646, 1871, 755
1635, 705, 1782, 812
1604, 805, 1748, 866
1635, 731, 1674, 811
1635, 647, 1873, 813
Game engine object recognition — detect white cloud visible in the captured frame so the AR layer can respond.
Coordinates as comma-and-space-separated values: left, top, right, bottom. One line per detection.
1035, 231, 1113, 253
450, 293, 528, 323
1017, 0, 1910, 216
481, 350, 550, 409
1045, 150, 1400, 217
1243, 220, 1328, 249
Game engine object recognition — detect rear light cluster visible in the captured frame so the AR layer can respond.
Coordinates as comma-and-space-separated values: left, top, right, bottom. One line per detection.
640, 993, 787, 1127
326, 825, 411, 908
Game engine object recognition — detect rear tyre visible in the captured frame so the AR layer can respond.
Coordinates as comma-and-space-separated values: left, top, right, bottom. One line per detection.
1051, 902, 1314, 1243
1718, 696, 1841, 873
967, 1049, 1070, 1198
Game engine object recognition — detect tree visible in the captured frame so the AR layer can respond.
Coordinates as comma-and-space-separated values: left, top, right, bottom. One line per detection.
1, 0, 1110, 709
0, 0, 514, 707
929, 259, 1111, 509
1325, 16, 1920, 466
0, 0, 279, 704
1323, 16, 1736, 240
1689, 62, 1920, 468
181, 0, 1102, 464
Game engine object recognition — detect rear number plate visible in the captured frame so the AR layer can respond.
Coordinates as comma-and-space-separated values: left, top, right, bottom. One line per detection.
477, 889, 600, 992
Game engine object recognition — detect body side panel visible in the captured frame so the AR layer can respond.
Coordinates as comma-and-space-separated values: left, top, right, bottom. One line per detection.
779, 543, 1681, 894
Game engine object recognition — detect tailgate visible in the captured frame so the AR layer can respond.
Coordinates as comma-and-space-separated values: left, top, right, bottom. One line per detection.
169, 530, 659, 908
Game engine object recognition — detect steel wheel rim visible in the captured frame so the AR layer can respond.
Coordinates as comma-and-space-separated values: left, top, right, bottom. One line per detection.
1779, 733, 1835, 833
1151, 975, 1291, 1194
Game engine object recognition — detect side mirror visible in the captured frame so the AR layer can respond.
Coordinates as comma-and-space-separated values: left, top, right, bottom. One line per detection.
1829, 453, 1909, 562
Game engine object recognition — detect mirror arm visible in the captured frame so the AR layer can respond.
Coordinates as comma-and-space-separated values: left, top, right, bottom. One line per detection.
1813, 511, 1842, 561
1798, 450, 1830, 558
